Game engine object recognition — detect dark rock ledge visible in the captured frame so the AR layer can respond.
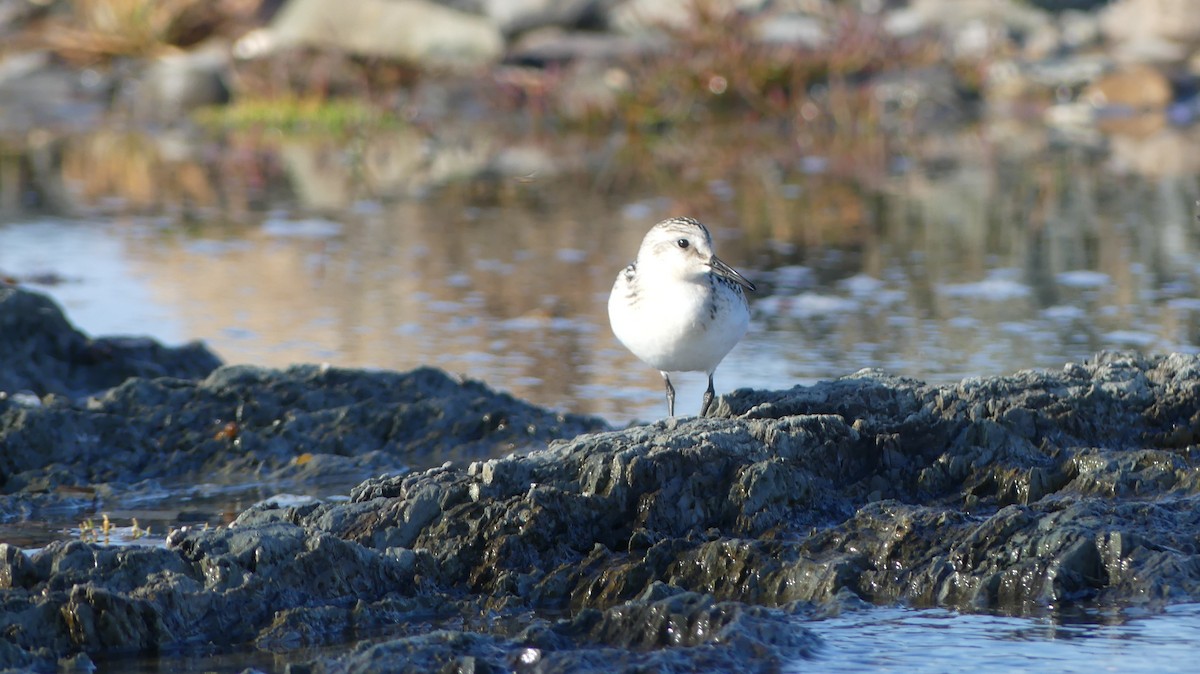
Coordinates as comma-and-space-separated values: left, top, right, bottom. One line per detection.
0, 285, 221, 399
3, 285, 1200, 672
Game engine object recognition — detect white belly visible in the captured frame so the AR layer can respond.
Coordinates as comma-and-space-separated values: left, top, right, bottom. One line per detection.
608, 276, 748, 374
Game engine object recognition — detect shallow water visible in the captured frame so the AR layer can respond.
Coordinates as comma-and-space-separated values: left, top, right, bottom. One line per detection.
3, 123, 1199, 425
803, 603, 1200, 674
101, 602, 1200, 673
0, 479, 356, 551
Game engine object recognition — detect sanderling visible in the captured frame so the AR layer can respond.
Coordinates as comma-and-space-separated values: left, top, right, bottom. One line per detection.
608, 216, 755, 417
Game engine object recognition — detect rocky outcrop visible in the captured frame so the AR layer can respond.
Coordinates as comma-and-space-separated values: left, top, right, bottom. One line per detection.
1, 360, 605, 489
305, 354, 1200, 618
0, 285, 220, 399
0, 286, 605, 525
4, 312, 1200, 671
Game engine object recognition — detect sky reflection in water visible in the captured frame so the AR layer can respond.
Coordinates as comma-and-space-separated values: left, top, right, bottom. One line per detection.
801, 603, 1200, 673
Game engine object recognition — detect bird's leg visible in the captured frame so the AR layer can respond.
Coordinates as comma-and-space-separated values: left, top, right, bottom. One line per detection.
700, 372, 716, 418
661, 372, 676, 417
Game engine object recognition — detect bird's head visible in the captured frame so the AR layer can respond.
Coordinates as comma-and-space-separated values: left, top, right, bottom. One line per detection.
638, 217, 755, 291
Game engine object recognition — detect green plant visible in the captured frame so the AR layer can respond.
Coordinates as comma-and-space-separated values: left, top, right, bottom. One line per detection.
194, 97, 405, 135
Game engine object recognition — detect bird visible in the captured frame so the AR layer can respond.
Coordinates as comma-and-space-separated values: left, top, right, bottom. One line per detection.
608, 216, 755, 418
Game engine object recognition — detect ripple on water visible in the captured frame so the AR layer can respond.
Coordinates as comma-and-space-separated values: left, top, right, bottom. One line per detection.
756, 292, 861, 319
794, 604, 1200, 674
838, 273, 884, 296
1103, 330, 1160, 348
260, 218, 343, 239
939, 277, 1032, 301
1042, 304, 1087, 321
1056, 270, 1111, 289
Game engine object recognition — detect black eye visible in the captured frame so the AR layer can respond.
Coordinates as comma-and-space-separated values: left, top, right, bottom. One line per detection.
676, 239, 689, 249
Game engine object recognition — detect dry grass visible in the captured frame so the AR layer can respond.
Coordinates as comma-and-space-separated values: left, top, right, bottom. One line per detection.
41, 0, 225, 65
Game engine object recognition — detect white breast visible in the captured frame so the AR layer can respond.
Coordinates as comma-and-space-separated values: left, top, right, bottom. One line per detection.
608, 272, 748, 374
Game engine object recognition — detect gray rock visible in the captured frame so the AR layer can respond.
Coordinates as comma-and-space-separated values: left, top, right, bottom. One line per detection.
1059, 9, 1102, 49
255, 0, 504, 69
4, 337, 1200, 671
0, 285, 221, 399
479, 0, 618, 37
883, 0, 1052, 58
292, 591, 817, 673
303, 352, 1200, 616
610, 0, 768, 34
0, 360, 607, 501
753, 13, 827, 49
123, 41, 231, 122
507, 28, 665, 66
0, 523, 417, 670
0, 282, 605, 539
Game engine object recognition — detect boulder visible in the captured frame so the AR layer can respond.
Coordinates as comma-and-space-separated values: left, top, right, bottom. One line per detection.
258, 0, 504, 69
1100, 0, 1200, 63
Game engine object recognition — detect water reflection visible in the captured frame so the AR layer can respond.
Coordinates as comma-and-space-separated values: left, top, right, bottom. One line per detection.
806, 603, 1200, 673
2, 119, 1199, 423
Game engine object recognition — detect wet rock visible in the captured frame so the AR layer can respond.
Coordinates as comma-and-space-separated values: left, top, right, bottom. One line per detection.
5, 350, 1200, 670
307, 630, 509, 674
254, 0, 504, 69
0, 523, 418, 671
0, 285, 221, 399
0, 285, 607, 531
300, 353, 1200, 618
0, 360, 607, 498
304, 592, 818, 673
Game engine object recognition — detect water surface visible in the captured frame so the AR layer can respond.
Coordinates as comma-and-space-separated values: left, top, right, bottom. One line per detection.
803, 603, 1200, 673
3, 111, 1200, 674
3, 121, 1198, 424
104, 602, 1200, 673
